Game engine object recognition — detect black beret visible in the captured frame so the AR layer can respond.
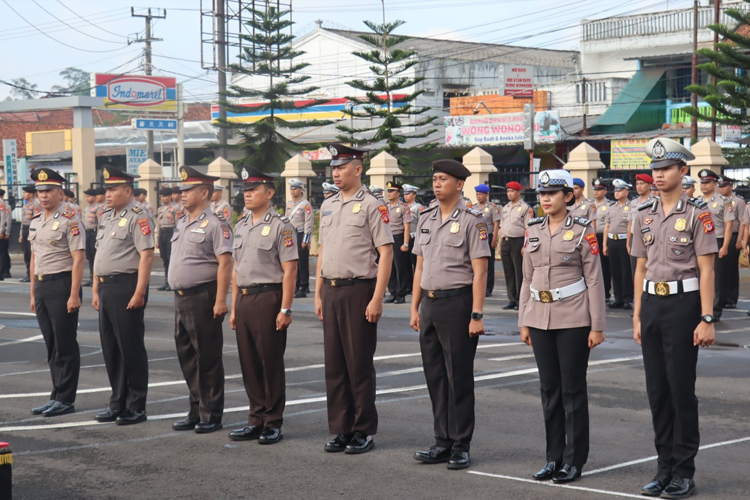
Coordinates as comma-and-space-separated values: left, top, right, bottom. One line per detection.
94, 187, 106, 196
83, 188, 98, 196
158, 187, 173, 196
432, 159, 471, 181
23, 185, 36, 193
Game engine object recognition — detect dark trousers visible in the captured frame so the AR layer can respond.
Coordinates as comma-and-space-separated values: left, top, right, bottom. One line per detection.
158, 228, 174, 283
609, 238, 633, 303
174, 282, 225, 424
85, 229, 97, 278
22, 225, 31, 277
486, 234, 496, 293
419, 291, 478, 452
322, 281, 378, 435
500, 236, 524, 304
726, 233, 740, 305
388, 233, 410, 298
295, 231, 310, 291
714, 238, 727, 317
235, 289, 286, 429
0, 237, 9, 277
408, 235, 416, 293
596, 233, 611, 299
98, 274, 149, 412
529, 326, 591, 466
640, 291, 701, 479
34, 273, 81, 403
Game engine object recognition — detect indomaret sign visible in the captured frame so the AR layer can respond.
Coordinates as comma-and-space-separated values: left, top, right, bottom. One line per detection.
92, 74, 177, 112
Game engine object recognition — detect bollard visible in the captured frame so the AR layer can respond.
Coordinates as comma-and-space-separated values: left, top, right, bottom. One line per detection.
0, 442, 11, 500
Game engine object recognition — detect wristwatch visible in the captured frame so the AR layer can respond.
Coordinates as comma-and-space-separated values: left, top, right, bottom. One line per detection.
471, 312, 483, 321
700, 314, 716, 324
281, 308, 292, 317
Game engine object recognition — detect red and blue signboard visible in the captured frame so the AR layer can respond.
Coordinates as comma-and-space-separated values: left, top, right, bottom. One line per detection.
92, 74, 177, 112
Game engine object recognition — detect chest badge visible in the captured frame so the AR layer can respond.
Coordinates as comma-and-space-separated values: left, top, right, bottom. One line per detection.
601, 206, 607, 212
396, 208, 400, 213
644, 218, 653, 225
484, 207, 489, 212
261, 225, 271, 237
624, 206, 629, 211
712, 202, 718, 208
517, 206, 522, 212
646, 234, 653, 242
450, 222, 460, 234
352, 203, 361, 214
563, 230, 575, 241
580, 204, 586, 210
200, 220, 209, 228
674, 218, 687, 231
118, 218, 128, 227
52, 221, 60, 231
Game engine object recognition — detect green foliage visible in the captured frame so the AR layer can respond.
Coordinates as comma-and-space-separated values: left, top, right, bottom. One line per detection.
9, 78, 38, 100
51, 68, 91, 96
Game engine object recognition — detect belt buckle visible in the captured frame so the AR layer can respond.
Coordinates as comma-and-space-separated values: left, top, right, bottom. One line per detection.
539, 290, 553, 303
98, 276, 105, 283
428, 291, 436, 299
654, 282, 670, 296
241, 289, 248, 296
37, 275, 43, 282
613, 235, 619, 240
330, 279, 337, 287
177, 290, 185, 296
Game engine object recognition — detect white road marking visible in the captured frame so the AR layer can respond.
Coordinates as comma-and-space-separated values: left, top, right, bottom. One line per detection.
468, 471, 645, 499
487, 354, 535, 362
0, 311, 37, 316
0, 334, 44, 347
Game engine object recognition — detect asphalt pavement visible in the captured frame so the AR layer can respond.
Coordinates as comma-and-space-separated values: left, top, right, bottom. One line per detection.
1, 256, 750, 500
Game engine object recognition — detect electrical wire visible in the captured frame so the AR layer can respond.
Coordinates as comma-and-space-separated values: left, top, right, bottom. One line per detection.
30, 0, 125, 44
55, 0, 132, 39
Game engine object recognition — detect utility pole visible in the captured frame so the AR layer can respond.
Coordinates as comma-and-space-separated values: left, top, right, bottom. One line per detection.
711, 0, 720, 141
582, 77, 588, 137
217, 0, 228, 159
691, 0, 699, 144
131, 7, 166, 161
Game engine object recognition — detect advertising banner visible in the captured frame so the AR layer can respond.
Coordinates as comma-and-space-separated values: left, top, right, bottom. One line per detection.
127, 148, 148, 175
610, 139, 650, 170
444, 111, 560, 147
2, 139, 18, 183
502, 65, 534, 97
92, 74, 177, 112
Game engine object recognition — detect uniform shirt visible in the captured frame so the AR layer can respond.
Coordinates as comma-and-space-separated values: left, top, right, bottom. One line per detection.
211, 199, 232, 221
22, 198, 41, 226
29, 206, 85, 275
286, 197, 314, 244
518, 215, 606, 332
594, 199, 614, 234
697, 193, 734, 237
96, 202, 107, 223
570, 197, 596, 222
407, 202, 425, 237
605, 201, 631, 236
627, 195, 655, 221
475, 201, 501, 232
142, 201, 155, 218
168, 207, 233, 290
82, 202, 99, 231
0, 199, 10, 237
94, 200, 155, 276
499, 199, 533, 238
233, 205, 298, 287
729, 194, 746, 233
631, 194, 718, 282
319, 184, 394, 279
413, 201, 491, 291
157, 203, 177, 229
387, 200, 413, 236
173, 202, 186, 220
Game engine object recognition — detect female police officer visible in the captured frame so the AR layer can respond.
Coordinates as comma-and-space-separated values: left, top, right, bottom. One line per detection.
518, 169, 606, 484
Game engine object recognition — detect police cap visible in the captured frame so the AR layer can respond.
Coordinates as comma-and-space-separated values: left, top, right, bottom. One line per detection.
432, 159, 471, 181
30, 168, 66, 191
179, 166, 220, 191
327, 143, 369, 167
240, 166, 278, 190
645, 137, 695, 169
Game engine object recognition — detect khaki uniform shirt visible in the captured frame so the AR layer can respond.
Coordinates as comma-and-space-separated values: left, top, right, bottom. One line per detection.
286, 198, 314, 244
233, 205, 298, 287
22, 198, 41, 226
94, 200, 155, 276
387, 201, 413, 235
476, 201, 501, 233
142, 201, 155, 218
407, 202, 425, 237
627, 195, 655, 221
729, 194, 746, 233
29, 206, 85, 275
605, 201, 631, 237
211, 199, 232, 221
319, 184, 394, 279
173, 202, 186, 220
697, 194, 734, 237
594, 199, 614, 234
168, 207, 233, 290
0, 199, 9, 237
631, 195, 718, 282
519, 215, 606, 332
83, 202, 99, 230
570, 198, 596, 222
413, 201, 491, 291
96, 202, 107, 223
157, 203, 177, 230
500, 200, 533, 238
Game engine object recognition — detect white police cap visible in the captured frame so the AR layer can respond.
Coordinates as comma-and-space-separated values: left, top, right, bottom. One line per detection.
682, 175, 696, 187
402, 184, 419, 194
537, 169, 574, 192
288, 178, 305, 189
645, 137, 695, 169
369, 184, 384, 193
322, 182, 339, 193
612, 178, 632, 190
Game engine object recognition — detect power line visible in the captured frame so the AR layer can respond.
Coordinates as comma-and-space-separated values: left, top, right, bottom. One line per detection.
31, 0, 125, 44
55, 0, 132, 40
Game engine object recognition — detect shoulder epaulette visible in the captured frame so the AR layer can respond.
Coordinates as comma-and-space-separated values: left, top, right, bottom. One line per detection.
275, 212, 290, 223
465, 207, 482, 217
31, 212, 43, 219
489, 201, 497, 207
421, 204, 438, 215
574, 217, 591, 226
687, 197, 708, 209
638, 199, 657, 211
528, 216, 546, 226
62, 209, 75, 219
132, 206, 143, 213
102, 207, 114, 214
608, 199, 616, 205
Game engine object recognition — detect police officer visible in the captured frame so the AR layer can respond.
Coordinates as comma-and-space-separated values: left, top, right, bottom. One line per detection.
570, 178, 597, 229
210, 184, 232, 220
169, 166, 233, 434
410, 159, 490, 471
697, 169, 734, 321
499, 181, 532, 310
171, 186, 185, 219
384, 181, 412, 304
94, 187, 106, 215
603, 179, 634, 309
323, 182, 339, 199
0, 189, 10, 280
519, 169, 606, 484
632, 138, 716, 498
155, 187, 177, 291
92, 166, 155, 425
286, 178, 314, 298
627, 173, 656, 276
315, 143, 393, 454
718, 177, 744, 309
593, 178, 614, 301
63, 189, 81, 218
28, 168, 85, 417
228, 166, 298, 444
369, 184, 385, 200
82, 188, 99, 287
19, 185, 41, 282
403, 183, 423, 293
134, 188, 155, 217
473, 184, 500, 297
682, 176, 697, 198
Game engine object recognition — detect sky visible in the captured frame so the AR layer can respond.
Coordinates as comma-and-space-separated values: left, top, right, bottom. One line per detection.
0, 0, 699, 103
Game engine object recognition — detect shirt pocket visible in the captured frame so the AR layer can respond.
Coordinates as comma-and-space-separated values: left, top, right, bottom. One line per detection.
666, 238, 691, 262
252, 235, 275, 263
343, 215, 366, 241
552, 239, 578, 266
443, 234, 465, 262
185, 233, 206, 257
28, 231, 37, 241
527, 241, 543, 266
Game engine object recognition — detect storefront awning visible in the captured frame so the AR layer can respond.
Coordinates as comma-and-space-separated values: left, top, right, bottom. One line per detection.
590, 69, 666, 134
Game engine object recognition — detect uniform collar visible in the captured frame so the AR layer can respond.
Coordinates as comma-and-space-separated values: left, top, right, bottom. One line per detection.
186, 206, 212, 226
249, 204, 276, 227
333, 184, 366, 204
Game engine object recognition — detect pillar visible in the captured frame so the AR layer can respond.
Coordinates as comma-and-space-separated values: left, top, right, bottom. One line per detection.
687, 138, 727, 180
207, 156, 237, 202
462, 147, 497, 202
137, 158, 162, 210
564, 142, 605, 199
366, 151, 401, 191
70, 106, 96, 209
280, 154, 316, 204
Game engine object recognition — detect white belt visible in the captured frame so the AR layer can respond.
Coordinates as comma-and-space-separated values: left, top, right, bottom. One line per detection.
608, 233, 628, 240
643, 277, 699, 296
531, 278, 587, 303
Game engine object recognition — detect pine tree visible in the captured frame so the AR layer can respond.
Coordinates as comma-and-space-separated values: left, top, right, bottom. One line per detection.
217, 5, 329, 172
336, 20, 438, 170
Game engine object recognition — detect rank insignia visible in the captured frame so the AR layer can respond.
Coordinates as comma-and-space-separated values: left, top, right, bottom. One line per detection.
261, 226, 271, 237
644, 218, 653, 225
353, 204, 361, 214
284, 236, 294, 247
698, 211, 714, 234
118, 218, 128, 227
585, 233, 599, 255
450, 222, 460, 234
52, 221, 60, 231
136, 218, 151, 236
377, 205, 389, 223
674, 218, 687, 232
201, 220, 209, 228
563, 230, 575, 241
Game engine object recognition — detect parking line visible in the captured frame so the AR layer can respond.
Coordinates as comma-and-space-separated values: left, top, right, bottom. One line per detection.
468, 471, 645, 499
0, 334, 44, 347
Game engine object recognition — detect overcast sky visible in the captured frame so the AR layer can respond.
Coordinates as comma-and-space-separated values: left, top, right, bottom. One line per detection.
0, 0, 697, 103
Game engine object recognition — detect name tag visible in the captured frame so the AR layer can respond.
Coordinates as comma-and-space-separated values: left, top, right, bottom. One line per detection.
191, 228, 206, 234
322, 211, 332, 216
421, 228, 430, 233
529, 237, 539, 242
641, 228, 651, 233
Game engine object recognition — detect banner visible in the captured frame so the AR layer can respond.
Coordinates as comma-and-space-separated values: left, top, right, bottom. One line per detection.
2, 139, 18, 183
127, 148, 148, 175
610, 139, 650, 170
502, 65, 534, 97
92, 74, 177, 112
444, 111, 560, 147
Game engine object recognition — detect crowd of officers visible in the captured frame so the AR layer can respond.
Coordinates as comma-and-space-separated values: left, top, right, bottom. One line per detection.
4, 136, 734, 499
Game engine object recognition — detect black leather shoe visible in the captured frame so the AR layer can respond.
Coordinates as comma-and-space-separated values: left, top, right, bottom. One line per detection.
502, 302, 517, 310
608, 302, 624, 309
725, 303, 737, 309
95, 409, 122, 422
229, 425, 264, 441
660, 477, 695, 499
552, 464, 581, 484
345, 432, 374, 454
172, 417, 199, 431
384, 295, 397, 304
532, 461, 559, 480
258, 427, 283, 444
485, 291, 492, 297
31, 400, 55, 415
194, 422, 222, 434
324, 433, 353, 452
447, 451, 470, 470
20, 276, 31, 283
115, 410, 147, 425
394, 296, 406, 304
156, 283, 169, 291
42, 402, 75, 417
640, 474, 671, 497
623, 302, 633, 310
413, 446, 451, 464
294, 290, 307, 299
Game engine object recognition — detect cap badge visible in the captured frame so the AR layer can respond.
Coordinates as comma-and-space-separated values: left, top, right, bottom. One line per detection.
328, 145, 339, 157
352, 203, 361, 214
38, 170, 49, 181
540, 172, 550, 185
261, 225, 271, 237
103, 168, 110, 180
563, 230, 575, 241
675, 218, 687, 231
241, 168, 249, 181
450, 222, 460, 234
180, 169, 188, 181
652, 140, 666, 160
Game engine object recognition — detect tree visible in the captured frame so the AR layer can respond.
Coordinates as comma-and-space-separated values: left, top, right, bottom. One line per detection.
216, 5, 329, 172
52, 67, 91, 96
9, 78, 39, 100
336, 20, 438, 170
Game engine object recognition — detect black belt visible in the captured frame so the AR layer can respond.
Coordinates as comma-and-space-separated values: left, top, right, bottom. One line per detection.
324, 278, 376, 287
238, 283, 282, 295
35, 271, 71, 282
160, 226, 175, 231
97, 273, 137, 284
503, 236, 524, 241
423, 285, 472, 299
85, 228, 97, 233
174, 280, 217, 297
